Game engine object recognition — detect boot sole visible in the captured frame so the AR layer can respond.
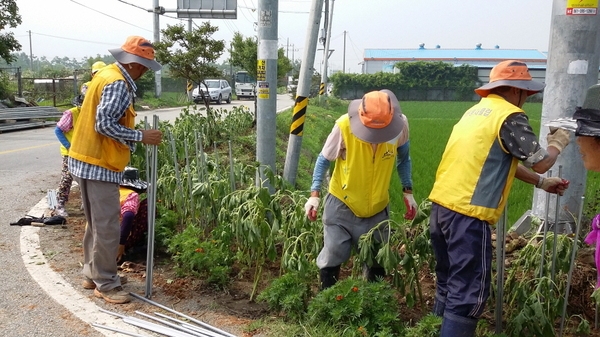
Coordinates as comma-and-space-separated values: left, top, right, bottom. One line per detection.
83, 275, 128, 289
93, 288, 131, 304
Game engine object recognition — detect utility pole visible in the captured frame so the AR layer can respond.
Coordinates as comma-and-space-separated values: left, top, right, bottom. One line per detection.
187, 18, 193, 101
343, 30, 346, 73
256, 0, 278, 192
153, 0, 162, 97
27, 30, 33, 70
283, 0, 324, 186
319, 0, 335, 97
525, 0, 600, 231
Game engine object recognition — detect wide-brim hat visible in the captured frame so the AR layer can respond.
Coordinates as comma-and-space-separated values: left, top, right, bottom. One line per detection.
348, 89, 404, 144
109, 36, 162, 71
574, 83, 600, 137
475, 60, 545, 97
120, 166, 148, 194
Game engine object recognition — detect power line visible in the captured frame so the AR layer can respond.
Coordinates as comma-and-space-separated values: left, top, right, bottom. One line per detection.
30, 31, 118, 46
69, 0, 152, 33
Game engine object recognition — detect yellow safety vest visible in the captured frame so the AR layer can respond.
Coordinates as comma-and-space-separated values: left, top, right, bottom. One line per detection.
69, 64, 136, 172
429, 94, 522, 224
119, 187, 133, 206
59, 106, 80, 156
328, 114, 398, 218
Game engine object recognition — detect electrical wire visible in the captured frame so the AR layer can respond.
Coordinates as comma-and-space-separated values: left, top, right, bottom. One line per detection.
30, 31, 118, 46
69, 0, 152, 32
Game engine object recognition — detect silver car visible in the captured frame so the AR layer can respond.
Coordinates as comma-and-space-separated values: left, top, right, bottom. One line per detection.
193, 79, 232, 104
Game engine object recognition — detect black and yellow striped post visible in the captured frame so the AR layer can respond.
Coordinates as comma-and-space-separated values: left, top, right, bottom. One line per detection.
319, 82, 325, 96
290, 95, 308, 136
186, 80, 193, 101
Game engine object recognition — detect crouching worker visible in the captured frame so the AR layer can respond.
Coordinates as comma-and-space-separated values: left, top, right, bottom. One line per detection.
117, 166, 149, 264
304, 89, 416, 290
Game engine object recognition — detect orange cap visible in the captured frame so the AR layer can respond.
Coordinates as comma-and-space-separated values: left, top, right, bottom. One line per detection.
474, 60, 544, 97
358, 91, 394, 129
348, 90, 404, 143
109, 36, 162, 71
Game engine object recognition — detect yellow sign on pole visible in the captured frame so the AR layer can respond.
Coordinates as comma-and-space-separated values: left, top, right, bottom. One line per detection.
566, 0, 598, 14
187, 81, 193, 92
257, 59, 266, 81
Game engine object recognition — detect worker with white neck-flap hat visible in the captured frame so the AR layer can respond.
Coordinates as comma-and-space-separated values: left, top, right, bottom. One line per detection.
305, 89, 416, 290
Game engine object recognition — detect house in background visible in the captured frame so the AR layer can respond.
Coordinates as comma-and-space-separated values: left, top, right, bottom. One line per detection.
361, 44, 548, 84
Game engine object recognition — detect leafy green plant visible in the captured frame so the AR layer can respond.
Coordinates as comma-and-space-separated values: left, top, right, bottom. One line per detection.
306, 278, 401, 336
403, 314, 441, 337
256, 271, 313, 320
167, 224, 233, 288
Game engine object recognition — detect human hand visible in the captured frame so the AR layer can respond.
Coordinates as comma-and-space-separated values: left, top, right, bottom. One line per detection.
304, 196, 320, 221
546, 128, 570, 153
403, 192, 417, 220
141, 129, 163, 145
540, 177, 570, 196
117, 244, 126, 263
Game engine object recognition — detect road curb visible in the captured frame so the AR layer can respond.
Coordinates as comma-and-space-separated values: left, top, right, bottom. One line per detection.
20, 197, 147, 336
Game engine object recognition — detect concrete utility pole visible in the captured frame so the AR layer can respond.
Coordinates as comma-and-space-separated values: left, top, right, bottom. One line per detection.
282, 0, 324, 186
153, 0, 162, 97
256, 0, 278, 191
343, 30, 346, 73
319, 0, 335, 97
27, 30, 33, 70
187, 18, 193, 101
528, 0, 600, 230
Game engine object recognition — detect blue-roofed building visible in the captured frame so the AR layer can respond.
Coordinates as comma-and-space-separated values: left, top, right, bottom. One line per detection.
362, 44, 548, 84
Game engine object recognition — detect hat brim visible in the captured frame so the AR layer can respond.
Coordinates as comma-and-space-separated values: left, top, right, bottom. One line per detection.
475, 79, 545, 97
120, 179, 148, 194
348, 89, 404, 143
109, 48, 162, 71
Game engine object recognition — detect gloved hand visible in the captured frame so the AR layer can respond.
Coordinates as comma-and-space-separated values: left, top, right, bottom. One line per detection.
539, 177, 570, 196
403, 192, 417, 220
546, 128, 571, 153
117, 244, 126, 263
304, 196, 320, 221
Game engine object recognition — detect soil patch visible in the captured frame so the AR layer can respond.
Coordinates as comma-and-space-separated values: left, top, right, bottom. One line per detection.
38, 186, 268, 337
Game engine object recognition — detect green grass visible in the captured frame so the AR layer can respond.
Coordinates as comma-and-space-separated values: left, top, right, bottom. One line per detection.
279, 99, 600, 226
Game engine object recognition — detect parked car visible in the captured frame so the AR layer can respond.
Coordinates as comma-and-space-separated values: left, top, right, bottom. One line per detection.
192, 79, 232, 104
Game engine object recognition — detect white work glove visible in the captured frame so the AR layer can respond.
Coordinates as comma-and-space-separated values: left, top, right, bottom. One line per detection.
304, 196, 320, 221
537, 176, 570, 196
403, 192, 417, 220
546, 128, 571, 153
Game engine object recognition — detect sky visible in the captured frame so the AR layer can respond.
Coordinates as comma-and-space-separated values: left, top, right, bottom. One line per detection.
11, 0, 554, 74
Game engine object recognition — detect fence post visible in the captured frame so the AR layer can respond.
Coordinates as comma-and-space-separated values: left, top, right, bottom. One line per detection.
16, 67, 22, 97
52, 78, 56, 107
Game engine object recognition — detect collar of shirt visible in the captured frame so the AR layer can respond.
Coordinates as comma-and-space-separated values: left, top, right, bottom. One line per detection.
115, 62, 138, 94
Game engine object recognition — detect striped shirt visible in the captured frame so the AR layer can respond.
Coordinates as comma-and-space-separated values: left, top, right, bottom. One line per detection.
68, 63, 143, 184
56, 109, 73, 132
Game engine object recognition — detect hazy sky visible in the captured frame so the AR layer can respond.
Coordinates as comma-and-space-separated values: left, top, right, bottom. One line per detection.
12, 0, 553, 73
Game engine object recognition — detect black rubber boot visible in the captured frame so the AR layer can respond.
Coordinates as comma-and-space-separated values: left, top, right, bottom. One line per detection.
319, 266, 341, 290
363, 266, 386, 282
440, 313, 477, 337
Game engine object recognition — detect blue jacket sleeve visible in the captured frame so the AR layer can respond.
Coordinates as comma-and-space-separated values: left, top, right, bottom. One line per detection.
54, 126, 70, 150
396, 140, 413, 190
310, 153, 331, 192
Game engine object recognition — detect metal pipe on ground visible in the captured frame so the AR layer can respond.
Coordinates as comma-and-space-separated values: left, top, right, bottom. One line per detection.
129, 292, 237, 337
91, 323, 151, 337
154, 312, 227, 337
135, 311, 205, 337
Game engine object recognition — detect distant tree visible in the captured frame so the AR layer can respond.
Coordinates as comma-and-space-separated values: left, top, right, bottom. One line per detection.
154, 22, 225, 88
229, 32, 292, 81
0, 0, 22, 64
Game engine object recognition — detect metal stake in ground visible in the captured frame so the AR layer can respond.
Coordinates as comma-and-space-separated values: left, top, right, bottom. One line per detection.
550, 165, 563, 283
559, 196, 585, 337
145, 114, 159, 298
495, 205, 507, 334
539, 170, 552, 278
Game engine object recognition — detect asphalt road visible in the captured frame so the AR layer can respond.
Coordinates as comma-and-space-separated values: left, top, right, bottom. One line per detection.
0, 94, 294, 336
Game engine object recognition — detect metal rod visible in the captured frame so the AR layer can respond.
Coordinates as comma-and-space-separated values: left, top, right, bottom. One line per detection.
551, 165, 563, 282
135, 311, 205, 337
595, 303, 598, 330
154, 312, 226, 337
123, 316, 195, 337
228, 140, 235, 192
559, 196, 585, 337
145, 115, 159, 298
91, 323, 150, 337
144, 117, 150, 182
539, 170, 552, 278
495, 205, 507, 334
129, 292, 237, 337
184, 138, 194, 220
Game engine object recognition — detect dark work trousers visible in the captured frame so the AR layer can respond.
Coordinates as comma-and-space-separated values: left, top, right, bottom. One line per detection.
316, 194, 389, 269
429, 202, 492, 319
